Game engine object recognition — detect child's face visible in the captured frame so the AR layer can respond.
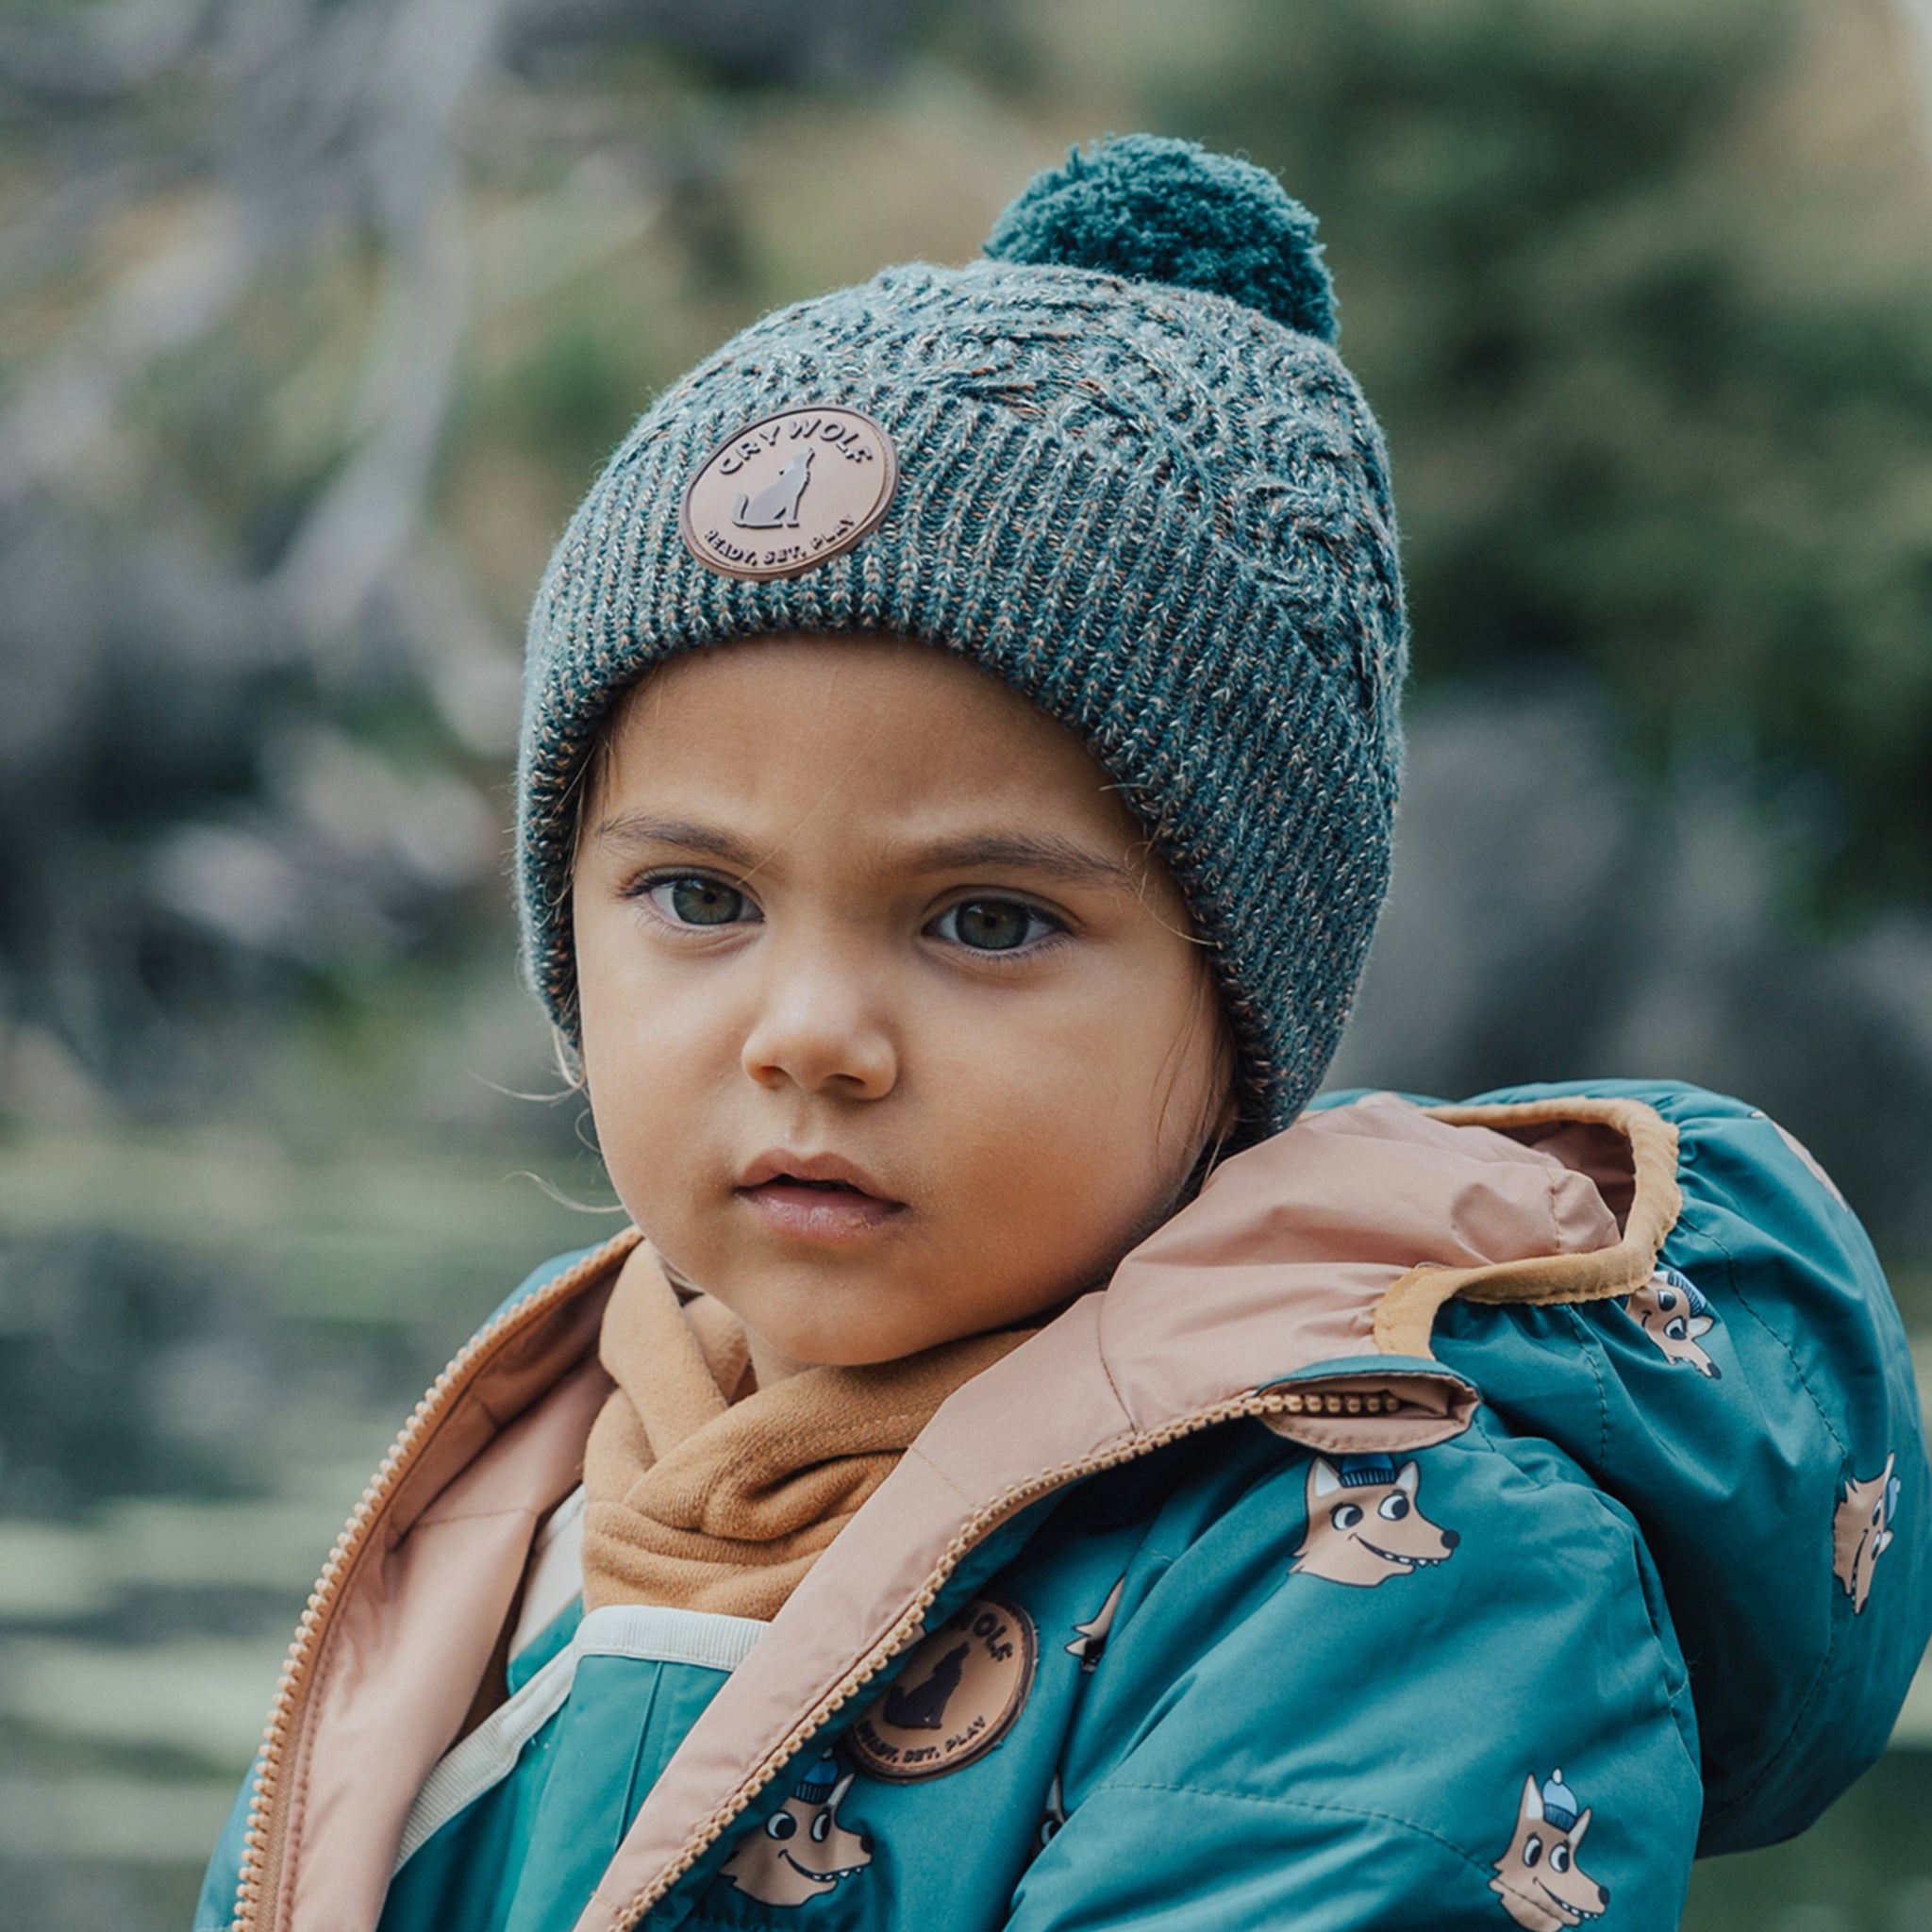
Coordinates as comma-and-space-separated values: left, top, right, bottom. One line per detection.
572, 633, 1233, 1378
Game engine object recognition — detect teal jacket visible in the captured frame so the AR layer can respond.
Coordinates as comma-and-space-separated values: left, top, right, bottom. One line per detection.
196, 1083, 1931, 1931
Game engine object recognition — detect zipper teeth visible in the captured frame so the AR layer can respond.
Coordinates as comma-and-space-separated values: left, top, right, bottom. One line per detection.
609, 1379, 1413, 1930
233, 1229, 639, 1932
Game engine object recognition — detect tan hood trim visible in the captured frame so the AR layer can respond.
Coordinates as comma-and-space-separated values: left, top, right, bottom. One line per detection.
1372, 1096, 1683, 1357
241, 1230, 638, 1932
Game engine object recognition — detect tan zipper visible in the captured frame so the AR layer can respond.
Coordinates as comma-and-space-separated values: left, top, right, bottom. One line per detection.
607, 1379, 1424, 1930
234, 1228, 639, 1932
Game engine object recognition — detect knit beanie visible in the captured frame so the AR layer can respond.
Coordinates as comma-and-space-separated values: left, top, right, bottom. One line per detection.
518, 135, 1407, 1139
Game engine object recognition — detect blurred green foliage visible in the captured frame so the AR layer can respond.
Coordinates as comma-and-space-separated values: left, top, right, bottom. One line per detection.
1151, 0, 1932, 909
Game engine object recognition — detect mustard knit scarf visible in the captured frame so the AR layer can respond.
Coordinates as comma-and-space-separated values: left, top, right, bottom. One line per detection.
581, 1245, 1035, 1620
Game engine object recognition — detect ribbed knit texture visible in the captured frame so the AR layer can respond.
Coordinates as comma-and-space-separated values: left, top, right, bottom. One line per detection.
581, 1245, 1037, 1619
518, 137, 1407, 1136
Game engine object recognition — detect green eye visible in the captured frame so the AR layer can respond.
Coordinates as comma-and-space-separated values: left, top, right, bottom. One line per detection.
935, 898, 1057, 953
648, 876, 751, 926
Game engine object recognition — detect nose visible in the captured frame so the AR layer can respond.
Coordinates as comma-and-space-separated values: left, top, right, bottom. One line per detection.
740, 941, 897, 1101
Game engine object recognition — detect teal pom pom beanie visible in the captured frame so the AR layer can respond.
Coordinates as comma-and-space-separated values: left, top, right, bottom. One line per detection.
518, 134, 1407, 1140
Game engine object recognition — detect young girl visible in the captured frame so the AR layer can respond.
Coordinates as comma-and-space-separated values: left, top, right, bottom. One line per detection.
196, 135, 1930, 1932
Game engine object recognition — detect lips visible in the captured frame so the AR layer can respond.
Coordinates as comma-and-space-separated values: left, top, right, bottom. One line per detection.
734, 1151, 900, 1197
735, 1150, 906, 1240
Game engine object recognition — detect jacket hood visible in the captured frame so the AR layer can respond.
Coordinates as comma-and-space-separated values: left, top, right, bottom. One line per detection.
224, 1083, 1928, 1930
1407, 1081, 1929, 1857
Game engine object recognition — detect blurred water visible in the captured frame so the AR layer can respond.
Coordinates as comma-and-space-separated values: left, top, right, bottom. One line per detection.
0, 1140, 611, 1926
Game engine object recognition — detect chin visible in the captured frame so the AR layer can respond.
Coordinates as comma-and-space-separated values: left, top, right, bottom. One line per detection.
766, 1320, 940, 1370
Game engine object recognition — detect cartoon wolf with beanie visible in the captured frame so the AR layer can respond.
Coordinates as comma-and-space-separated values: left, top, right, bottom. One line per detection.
195, 136, 1931, 1932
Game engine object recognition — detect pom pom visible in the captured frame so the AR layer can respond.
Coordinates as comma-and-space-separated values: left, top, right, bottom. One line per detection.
983, 135, 1336, 342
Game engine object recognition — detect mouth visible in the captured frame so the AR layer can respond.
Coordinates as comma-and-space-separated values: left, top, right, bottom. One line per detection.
741, 1149, 895, 1192
1530, 1877, 1591, 1924
1533, 1878, 1599, 1924
1358, 1539, 1447, 1570
736, 1150, 906, 1241
778, 1850, 864, 1887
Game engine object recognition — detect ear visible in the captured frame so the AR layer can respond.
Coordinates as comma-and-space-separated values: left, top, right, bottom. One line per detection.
1688, 1315, 1713, 1338
1883, 1452, 1897, 1484
1309, 1457, 1342, 1500
1570, 1807, 1591, 1847
1520, 1775, 1542, 1824
1395, 1461, 1420, 1496
827, 1771, 856, 1810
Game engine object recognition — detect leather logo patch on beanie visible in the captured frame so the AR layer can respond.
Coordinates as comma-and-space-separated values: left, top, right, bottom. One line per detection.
681, 404, 898, 580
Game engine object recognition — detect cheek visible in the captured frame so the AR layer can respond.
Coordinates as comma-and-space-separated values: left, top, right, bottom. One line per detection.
919, 990, 1147, 1139
575, 922, 734, 1195
575, 894, 733, 1062
1048, 957, 1224, 1149
928, 966, 1213, 1217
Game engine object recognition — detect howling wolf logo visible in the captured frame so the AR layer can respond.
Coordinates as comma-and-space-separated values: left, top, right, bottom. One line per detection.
1291, 1455, 1458, 1587
1622, 1265, 1721, 1377
882, 1641, 968, 1729
1833, 1453, 1899, 1613
1490, 1771, 1609, 1928
732, 449, 813, 528
721, 1754, 874, 1907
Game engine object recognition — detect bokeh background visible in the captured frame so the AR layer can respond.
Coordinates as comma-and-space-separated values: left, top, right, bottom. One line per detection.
2, 0, 1930, 1924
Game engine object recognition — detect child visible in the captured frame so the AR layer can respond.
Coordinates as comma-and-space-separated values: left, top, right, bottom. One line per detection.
196, 136, 1931, 1931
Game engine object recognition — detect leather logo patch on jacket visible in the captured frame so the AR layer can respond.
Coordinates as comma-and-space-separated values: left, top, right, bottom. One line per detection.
847, 1595, 1036, 1781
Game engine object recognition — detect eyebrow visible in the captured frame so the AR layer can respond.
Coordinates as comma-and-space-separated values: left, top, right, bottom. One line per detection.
590, 813, 1143, 890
